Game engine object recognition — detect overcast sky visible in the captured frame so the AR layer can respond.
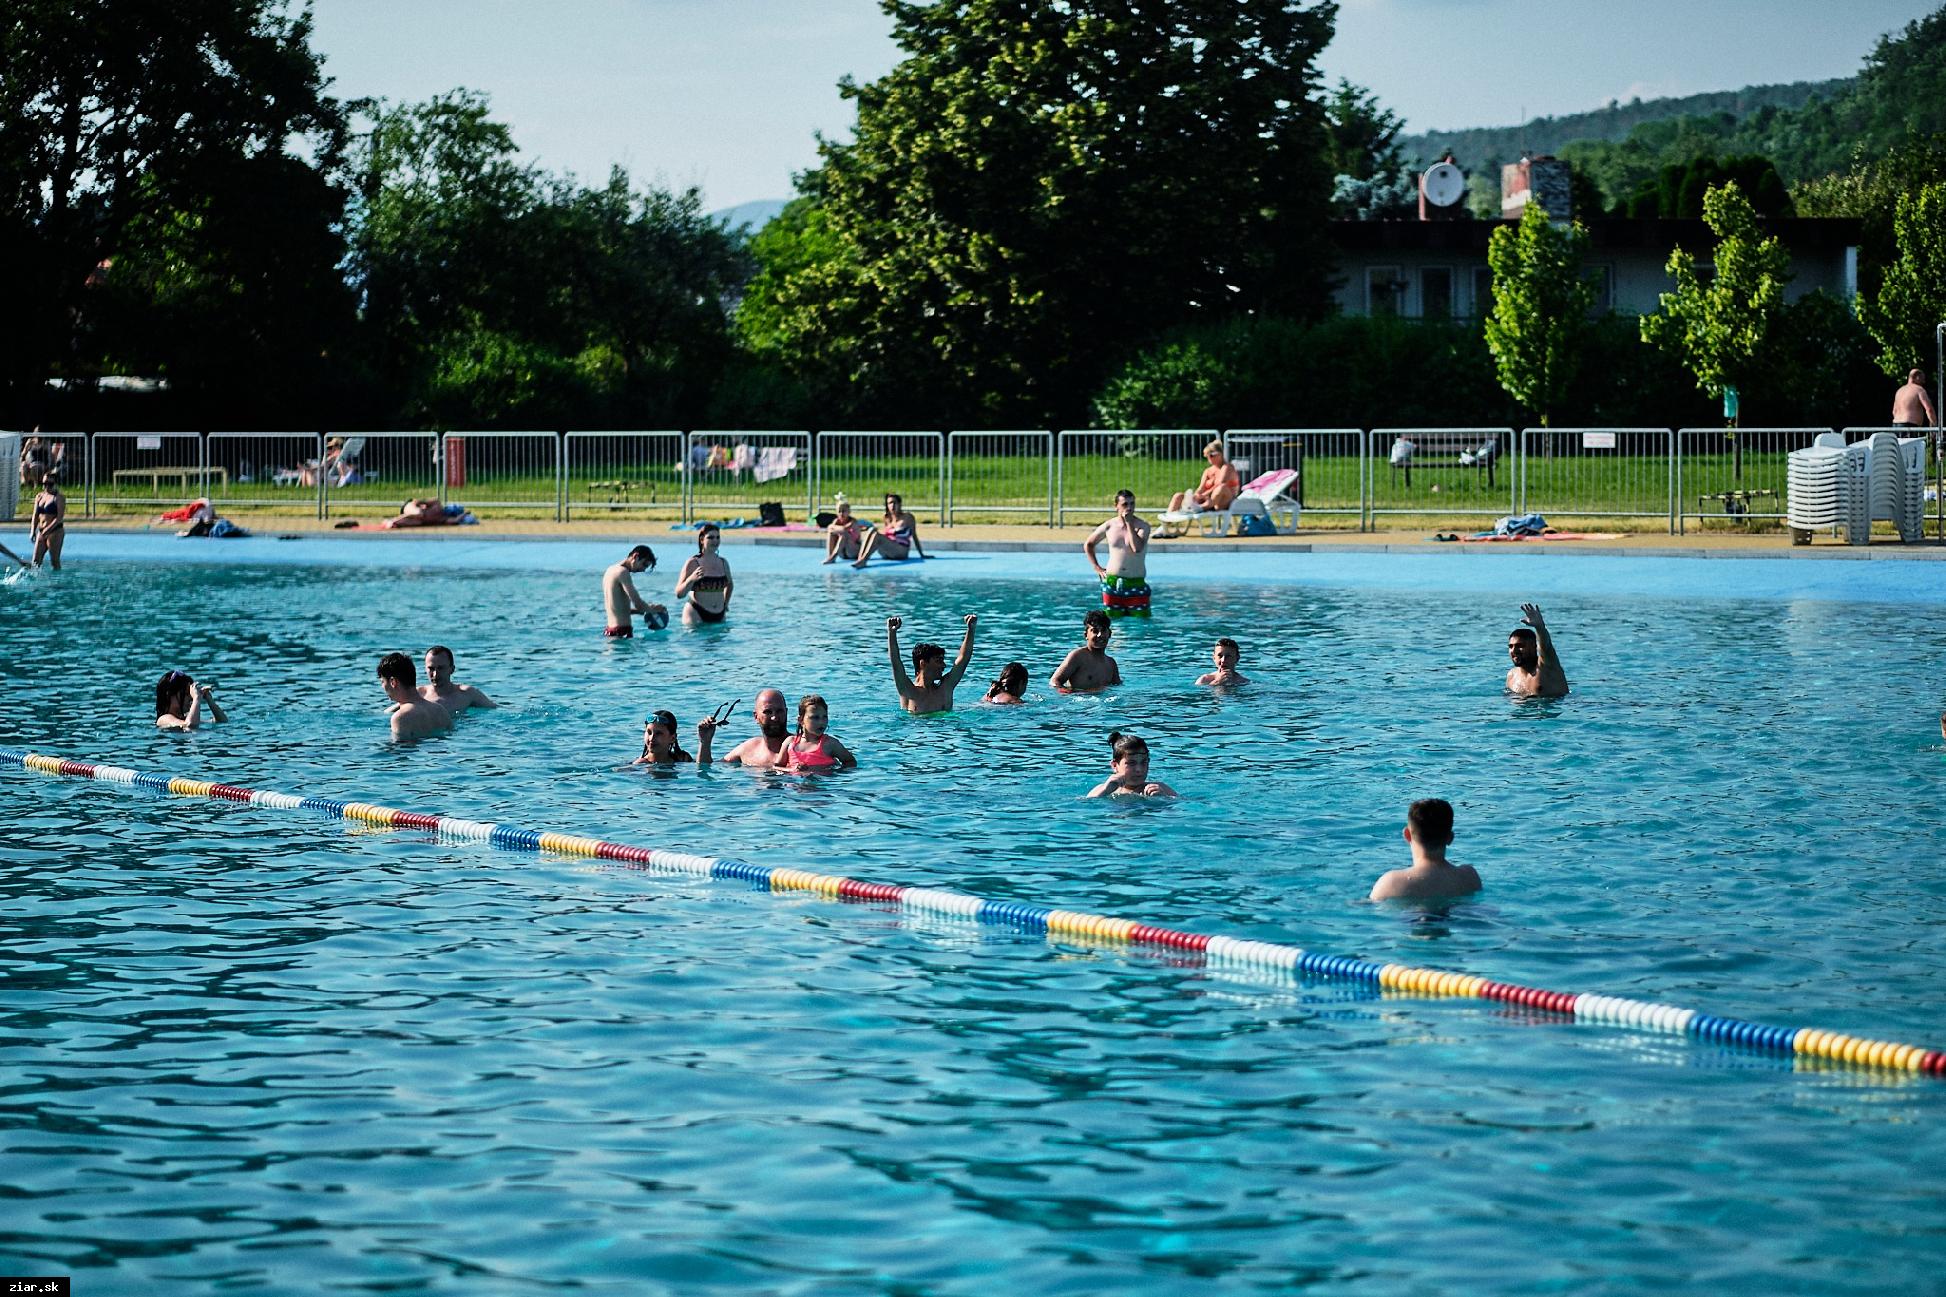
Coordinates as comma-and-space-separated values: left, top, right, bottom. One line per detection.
307, 0, 1935, 211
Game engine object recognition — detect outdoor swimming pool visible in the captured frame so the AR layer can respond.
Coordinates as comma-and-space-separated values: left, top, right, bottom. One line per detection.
3, 534, 1943, 1294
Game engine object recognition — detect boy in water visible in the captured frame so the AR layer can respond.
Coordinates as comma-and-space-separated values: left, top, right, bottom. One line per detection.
602, 545, 668, 637
886, 614, 977, 714
1368, 799, 1481, 902
379, 652, 454, 741
1050, 610, 1121, 692
1195, 637, 1248, 686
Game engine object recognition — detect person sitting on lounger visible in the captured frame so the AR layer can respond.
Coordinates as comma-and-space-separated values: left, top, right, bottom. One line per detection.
1166, 440, 1239, 515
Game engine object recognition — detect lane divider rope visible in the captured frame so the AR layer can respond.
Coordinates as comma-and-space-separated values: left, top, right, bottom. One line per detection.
7, 746, 1941, 1079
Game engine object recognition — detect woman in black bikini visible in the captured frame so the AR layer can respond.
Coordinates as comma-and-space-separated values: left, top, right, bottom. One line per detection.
29, 469, 65, 570
675, 523, 733, 624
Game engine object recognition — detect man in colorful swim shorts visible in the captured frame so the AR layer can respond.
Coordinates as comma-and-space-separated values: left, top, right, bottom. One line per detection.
1085, 488, 1151, 616
602, 545, 668, 638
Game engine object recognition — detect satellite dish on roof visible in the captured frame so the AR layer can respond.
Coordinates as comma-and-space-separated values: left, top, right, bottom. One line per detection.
1421, 161, 1465, 208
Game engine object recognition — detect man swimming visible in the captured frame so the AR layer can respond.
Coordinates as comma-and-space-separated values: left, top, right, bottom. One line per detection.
603, 545, 668, 637
1194, 637, 1248, 686
1085, 489, 1152, 616
419, 645, 496, 714
698, 689, 791, 766
886, 614, 976, 714
1505, 603, 1569, 698
1050, 610, 1121, 693
1369, 798, 1481, 902
379, 652, 453, 741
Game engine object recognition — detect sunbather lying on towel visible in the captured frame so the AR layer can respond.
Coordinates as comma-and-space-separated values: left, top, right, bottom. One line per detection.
384, 498, 459, 528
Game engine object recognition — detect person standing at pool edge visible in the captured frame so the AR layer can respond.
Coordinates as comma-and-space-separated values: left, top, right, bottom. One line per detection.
887, 615, 977, 714
1369, 799, 1481, 901
1505, 603, 1568, 698
420, 646, 496, 715
603, 546, 668, 637
379, 652, 453, 740
1086, 489, 1152, 616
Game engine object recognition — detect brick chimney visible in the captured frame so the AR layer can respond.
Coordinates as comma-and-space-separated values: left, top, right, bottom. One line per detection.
1501, 155, 1572, 221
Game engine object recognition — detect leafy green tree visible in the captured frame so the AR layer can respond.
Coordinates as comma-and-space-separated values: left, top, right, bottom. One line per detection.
760, 0, 1340, 424
1324, 80, 1404, 182
1858, 182, 1946, 377
0, 0, 343, 414
1639, 181, 1793, 419
1483, 204, 1597, 426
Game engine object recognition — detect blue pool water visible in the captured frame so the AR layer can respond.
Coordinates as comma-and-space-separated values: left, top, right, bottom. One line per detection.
3, 534, 1943, 1294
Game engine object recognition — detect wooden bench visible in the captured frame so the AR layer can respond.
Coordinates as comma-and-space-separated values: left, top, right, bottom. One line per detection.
588, 480, 658, 504
109, 466, 229, 495
1385, 433, 1499, 490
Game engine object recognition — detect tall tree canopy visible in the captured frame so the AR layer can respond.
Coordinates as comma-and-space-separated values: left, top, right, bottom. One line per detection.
1483, 205, 1597, 427
748, 0, 1341, 424
0, 0, 342, 412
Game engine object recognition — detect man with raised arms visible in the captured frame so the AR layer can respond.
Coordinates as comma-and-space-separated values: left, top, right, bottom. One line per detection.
379, 652, 453, 741
1505, 602, 1569, 698
420, 645, 496, 715
602, 545, 668, 638
1050, 609, 1121, 693
698, 689, 791, 766
1369, 798, 1482, 902
886, 614, 977, 714
1085, 488, 1153, 617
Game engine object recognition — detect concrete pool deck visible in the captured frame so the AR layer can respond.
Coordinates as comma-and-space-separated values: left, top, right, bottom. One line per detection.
49, 515, 1946, 559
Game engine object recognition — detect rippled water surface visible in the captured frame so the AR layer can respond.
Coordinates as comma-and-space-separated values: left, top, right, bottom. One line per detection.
3, 537, 1943, 1294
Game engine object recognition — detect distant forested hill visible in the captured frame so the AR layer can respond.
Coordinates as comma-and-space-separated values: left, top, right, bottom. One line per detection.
1397, 80, 1851, 171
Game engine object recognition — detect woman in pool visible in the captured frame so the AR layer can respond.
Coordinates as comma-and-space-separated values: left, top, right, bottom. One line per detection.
674, 523, 734, 624
1086, 731, 1176, 798
155, 670, 227, 731
779, 694, 857, 771
984, 662, 1030, 705
632, 710, 695, 764
852, 492, 926, 567
28, 469, 65, 570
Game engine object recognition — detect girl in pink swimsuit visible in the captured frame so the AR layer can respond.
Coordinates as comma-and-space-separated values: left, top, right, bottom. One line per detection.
779, 694, 857, 772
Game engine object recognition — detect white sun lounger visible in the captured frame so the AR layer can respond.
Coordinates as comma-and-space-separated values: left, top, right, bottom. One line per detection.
1156, 467, 1300, 537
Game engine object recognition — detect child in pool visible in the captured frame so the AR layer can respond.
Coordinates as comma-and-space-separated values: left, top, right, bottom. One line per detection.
1194, 637, 1248, 686
779, 694, 858, 771
632, 709, 694, 765
1368, 798, 1481, 902
1086, 730, 1176, 798
984, 662, 1029, 705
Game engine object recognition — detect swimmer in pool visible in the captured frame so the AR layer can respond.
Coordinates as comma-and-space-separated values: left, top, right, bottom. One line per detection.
1505, 603, 1568, 698
419, 645, 496, 715
984, 661, 1029, 705
674, 524, 733, 624
699, 689, 790, 767
632, 709, 695, 764
1050, 610, 1120, 692
1086, 730, 1176, 798
778, 694, 857, 771
603, 545, 668, 638
379, 652, 453, 740
1194, 637, 1248, 687
887, 614, 976, 714
154, 670, 227, 730
1368, 798, 1482, 901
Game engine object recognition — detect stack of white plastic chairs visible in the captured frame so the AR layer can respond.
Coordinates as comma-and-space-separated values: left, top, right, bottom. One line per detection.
1787, 431, 1925, 544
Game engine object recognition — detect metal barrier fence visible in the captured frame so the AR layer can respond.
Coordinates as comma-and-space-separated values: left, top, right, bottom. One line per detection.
9, 431, 88, 519
1369, 428, 1516, 521
207, 432, 325, 514
1520, 429, 1673, 525
323, 433, 442, 518
947, 431, 1054, 524
815, 431, 945, 524
1674, 428, 1827, 533
90, 431, 204, 513
16, 427, 1943, 536
1057, 429, 1219, 524
684, 431, 813, 524
443, 431, 560, 515
562, 431, 686, 521
1225, 428, 1365, 523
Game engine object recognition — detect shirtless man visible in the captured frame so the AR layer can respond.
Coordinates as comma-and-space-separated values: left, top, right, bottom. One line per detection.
1051, 610, 1121, 692
379, 652, 453, 740
887, 614, 977, 714
1369, 799, 1482, 902
602, 545, 668, 638
698, 689, 790, 766
674, 524, 734, 624
1086, 489, 1153, 616
419, 645, 496, 715
1505, 602, 1569, 698
1166, 440, 1240, 515
1195, 637, 1248, 687
1892, 369, 1937, 428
